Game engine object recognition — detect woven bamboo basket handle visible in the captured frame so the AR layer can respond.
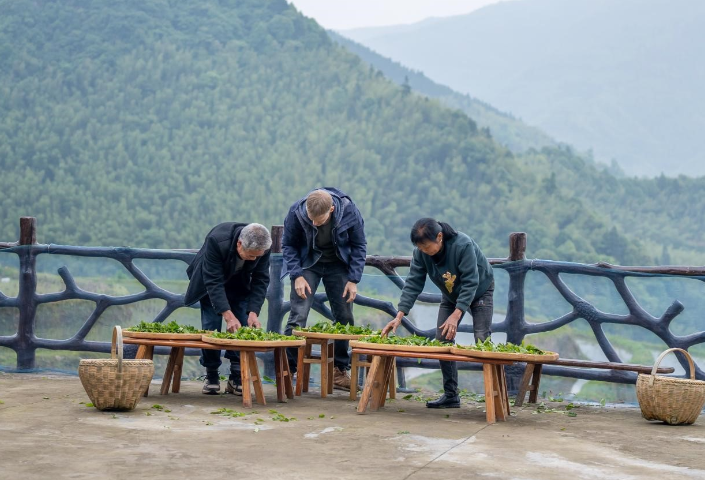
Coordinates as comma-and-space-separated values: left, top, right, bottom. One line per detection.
649, 347, 695, 386
111, 326, 124, 374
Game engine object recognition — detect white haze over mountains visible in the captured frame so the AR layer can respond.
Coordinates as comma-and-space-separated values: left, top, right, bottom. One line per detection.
293, 0, 705, 178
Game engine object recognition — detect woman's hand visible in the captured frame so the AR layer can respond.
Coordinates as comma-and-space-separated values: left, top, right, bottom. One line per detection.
440, 309, 463, 340
382, 311, 405, 337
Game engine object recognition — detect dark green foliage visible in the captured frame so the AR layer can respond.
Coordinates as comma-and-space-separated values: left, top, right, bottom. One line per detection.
0, 0, 701, 267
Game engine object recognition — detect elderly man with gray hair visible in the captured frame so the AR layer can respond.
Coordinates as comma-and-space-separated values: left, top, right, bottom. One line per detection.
185, 222, 272, 395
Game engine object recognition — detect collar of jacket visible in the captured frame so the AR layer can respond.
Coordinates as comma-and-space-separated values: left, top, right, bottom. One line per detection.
294, 193, 348, 229
228, 224, 245, 256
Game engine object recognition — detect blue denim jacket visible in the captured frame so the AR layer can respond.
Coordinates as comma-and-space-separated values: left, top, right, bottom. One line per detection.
282, 187, 367, 283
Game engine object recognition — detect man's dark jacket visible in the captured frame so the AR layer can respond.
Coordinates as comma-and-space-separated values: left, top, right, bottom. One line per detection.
184, 223, 270, 315
282, 187, 366, 283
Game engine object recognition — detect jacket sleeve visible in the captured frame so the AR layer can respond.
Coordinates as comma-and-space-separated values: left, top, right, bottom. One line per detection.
282, 209, 304, 280
346, 211, 367, 283
202, 235, 231, 315
454, 244, 480, 313
247, 251, 271, 316
397, 250, 428, 314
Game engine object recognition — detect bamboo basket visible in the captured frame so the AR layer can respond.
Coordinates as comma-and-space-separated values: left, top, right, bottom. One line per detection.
636, 348, 705, 425
78, 326, 154, 411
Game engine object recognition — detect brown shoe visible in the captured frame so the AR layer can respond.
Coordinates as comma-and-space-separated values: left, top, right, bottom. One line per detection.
333, 367, 351, 391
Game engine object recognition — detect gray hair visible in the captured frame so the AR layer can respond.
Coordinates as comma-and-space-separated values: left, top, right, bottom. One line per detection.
240, 223, 272, 251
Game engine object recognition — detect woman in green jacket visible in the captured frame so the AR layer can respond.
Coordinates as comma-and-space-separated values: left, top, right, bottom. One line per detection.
382, 218, 494, 408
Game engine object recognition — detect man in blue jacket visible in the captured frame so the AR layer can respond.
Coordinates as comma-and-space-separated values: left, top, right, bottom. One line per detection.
282, 188, 367, 390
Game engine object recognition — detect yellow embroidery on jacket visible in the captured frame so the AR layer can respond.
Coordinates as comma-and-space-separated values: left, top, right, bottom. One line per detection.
442, 272, 456, 293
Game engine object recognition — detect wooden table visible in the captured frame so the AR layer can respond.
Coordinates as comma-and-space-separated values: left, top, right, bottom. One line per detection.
354, 347, 515, 424
123, 338, 299, 408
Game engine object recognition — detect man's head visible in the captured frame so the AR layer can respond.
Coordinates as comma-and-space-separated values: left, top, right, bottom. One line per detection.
306, 190, 334, 227
237, 223, 272, 261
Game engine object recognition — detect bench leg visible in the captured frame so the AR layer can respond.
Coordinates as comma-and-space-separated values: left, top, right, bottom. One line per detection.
302, 343, 312, 393
136, 345, 154, 397
327, 342, 334, 395
528, 364, 543, 404
160, 347, 179, 395
320, 340, 329, 398
389, 358, 396, 399
492, 365, 508, 422
350, 352, 360, 400
274, 347, 286, 403
499, 365, 511, 417
483, 364, 496, 424
248, 351, 266, 406
370, 357, 393, 411
296, 344, 305, 396
241, 351, 253, 408
379, 356, 395, 408
171, 347, 185, 393
515, 363, 534, 407
283, 348, 294, 399
357, 355, 382, 414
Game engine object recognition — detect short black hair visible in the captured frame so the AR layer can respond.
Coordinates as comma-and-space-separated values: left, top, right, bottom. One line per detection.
410, 218, 457, 245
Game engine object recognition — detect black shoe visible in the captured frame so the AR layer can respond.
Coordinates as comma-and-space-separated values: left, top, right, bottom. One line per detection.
225, 379, 242, 396
426, 394, 461, 409
225, 372, 242, 396
202, 372, 221, 395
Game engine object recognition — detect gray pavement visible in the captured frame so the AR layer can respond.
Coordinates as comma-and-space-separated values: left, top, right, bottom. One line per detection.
0, 372, 703, 480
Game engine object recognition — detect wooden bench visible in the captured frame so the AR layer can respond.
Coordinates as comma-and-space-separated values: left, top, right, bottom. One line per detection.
515, 359, 676, 407
354, 347, 515, 424
350, 351, 396, 400
124, 338, 300, 408
296, 337, 335, 397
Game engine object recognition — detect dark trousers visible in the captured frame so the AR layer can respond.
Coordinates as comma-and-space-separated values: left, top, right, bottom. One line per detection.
436, 282, 494, 396
284, 260, 354, 372
199, 296, 248, 376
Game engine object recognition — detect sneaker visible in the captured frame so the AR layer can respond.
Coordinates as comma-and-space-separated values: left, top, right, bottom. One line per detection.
202, 373, 220, 395
333, 367, 351, 391
225, 376, 242, 396
426, 393, 460, 409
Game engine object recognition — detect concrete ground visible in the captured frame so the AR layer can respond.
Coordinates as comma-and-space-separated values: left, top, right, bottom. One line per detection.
1, 372, 704, 480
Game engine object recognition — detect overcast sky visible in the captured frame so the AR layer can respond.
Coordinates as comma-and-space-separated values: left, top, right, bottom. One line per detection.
287, 0, 509, 31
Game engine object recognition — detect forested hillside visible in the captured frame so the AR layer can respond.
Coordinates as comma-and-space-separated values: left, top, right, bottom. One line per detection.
329, 32, 558, 156
0, 0, 701, 266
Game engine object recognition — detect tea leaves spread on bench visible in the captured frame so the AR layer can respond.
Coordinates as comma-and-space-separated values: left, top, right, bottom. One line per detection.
126, 321, 206, 334
299, 322, 379, 336
456, 338, 547, 355
206, 328, 297, 342
359, 335, 447, 348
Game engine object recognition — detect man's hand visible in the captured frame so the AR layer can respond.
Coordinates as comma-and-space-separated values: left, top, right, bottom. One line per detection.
294, 276, 312, 299
381, 311, 404, 337
342, 281, 357, 303
247, 312, 261, 329
440, 309, 463, 341
222, 310, 242, 333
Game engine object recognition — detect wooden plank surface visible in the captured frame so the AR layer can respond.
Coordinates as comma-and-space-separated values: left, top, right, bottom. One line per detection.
123, 338, 275, 351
